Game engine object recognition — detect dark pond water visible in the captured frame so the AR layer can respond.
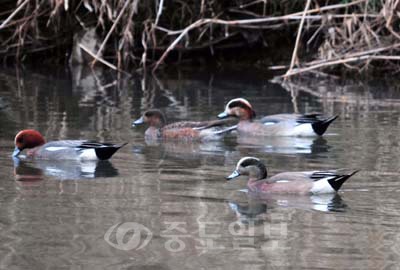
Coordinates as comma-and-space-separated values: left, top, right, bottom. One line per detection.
0, 67, 400, 269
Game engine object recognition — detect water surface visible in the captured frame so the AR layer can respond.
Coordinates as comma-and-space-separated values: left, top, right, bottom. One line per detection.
0, 67, 399, 269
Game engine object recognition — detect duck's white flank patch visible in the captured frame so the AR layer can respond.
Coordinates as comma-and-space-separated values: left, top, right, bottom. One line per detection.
45, 146, 69, 151
292, 123, 315, 136
310, 179, 336, 194
79, 149, 98, 161
263, 122, 276, 126
199, 128, 221, 141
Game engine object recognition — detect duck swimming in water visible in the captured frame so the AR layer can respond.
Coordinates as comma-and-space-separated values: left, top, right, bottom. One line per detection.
12, 129, 126, 161
226, 157, 357, 194
217, 98, 338, 136
132, 109, 236, 141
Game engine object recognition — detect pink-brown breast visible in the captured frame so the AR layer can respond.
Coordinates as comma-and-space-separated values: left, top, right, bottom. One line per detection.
161, 128, 201, 140
238, 121, 292, 136
250, 180, 313, 195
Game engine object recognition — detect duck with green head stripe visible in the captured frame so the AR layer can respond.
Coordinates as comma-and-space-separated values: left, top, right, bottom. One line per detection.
227, 157, 358, 194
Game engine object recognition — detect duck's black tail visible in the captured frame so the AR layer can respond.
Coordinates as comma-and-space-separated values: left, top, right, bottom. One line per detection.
328, 170, 359, 191
93, 143, 127, 160
312, 115, 339, 136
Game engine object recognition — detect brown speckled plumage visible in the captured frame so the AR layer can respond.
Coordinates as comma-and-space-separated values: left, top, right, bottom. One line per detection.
135, 109, 236, 141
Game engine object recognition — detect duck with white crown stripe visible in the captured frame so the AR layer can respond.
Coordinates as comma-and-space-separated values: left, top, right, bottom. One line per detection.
226, 157, 358, 194
217, 98, 338, 136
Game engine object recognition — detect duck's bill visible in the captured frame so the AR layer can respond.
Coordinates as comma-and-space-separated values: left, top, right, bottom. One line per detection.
217, 112, 229, 119
226, 170, 240, 180
12, 147, 21, 157
132, 117, 144, 127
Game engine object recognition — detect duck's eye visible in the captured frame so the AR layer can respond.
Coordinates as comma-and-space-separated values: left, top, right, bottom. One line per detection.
145, 111, 155, 117
16, 137, 23, 143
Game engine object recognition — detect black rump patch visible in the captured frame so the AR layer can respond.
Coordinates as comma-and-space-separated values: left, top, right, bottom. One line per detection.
78, 142, 127, 160
296, 114, 338, 136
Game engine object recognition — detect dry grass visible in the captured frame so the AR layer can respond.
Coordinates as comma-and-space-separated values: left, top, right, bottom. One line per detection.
0, 0, 399, 75
283, 0, 400, 77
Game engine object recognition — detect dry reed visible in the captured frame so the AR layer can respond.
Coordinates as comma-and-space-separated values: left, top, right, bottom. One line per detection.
0, 0, 398, 75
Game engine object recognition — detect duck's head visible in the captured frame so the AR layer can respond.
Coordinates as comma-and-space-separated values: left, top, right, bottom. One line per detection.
132, 109, 166, 128
13, 129, 46, 157
227, 157, 267, 181
218, 98, 256, 120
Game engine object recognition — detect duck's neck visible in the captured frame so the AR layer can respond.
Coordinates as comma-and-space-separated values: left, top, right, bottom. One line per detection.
239, 108, 255, 121
247, 178, 262, 191
149, 117, 166, 128
26, 147, 40, 158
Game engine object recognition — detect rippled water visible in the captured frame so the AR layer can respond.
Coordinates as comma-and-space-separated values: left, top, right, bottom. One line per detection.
0, 67, 399, 269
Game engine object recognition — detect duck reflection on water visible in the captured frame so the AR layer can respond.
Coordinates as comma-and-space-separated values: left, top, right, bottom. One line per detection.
133, 138, 228, 168
235, 136, 330, 155
229, 192, 347, 225
228, 198, 268, 224
13, 157, 119, 182
260, 193, 347, 212
135, 127, 331, 157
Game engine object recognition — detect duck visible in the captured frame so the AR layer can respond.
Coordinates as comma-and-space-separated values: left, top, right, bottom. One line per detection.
226, 157, 357, 194
12, 129, 126, 161
217, 98, 338, 136
132, 109, 236, 141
